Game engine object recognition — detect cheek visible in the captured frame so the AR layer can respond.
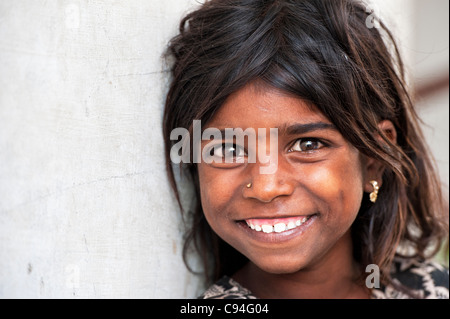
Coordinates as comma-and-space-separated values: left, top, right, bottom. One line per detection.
307, 154, 364, 226
197, 168, 245, 251
197, 165, 237, 224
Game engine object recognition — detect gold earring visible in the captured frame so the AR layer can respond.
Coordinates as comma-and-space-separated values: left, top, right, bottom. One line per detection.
369, 180, 380, 203
246, 183, 252, 189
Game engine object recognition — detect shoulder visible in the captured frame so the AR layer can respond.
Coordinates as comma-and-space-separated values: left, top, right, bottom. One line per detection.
373, 258, 449, 299
198, 276, 258, 299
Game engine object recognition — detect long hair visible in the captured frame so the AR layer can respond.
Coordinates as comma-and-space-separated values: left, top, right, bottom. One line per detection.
163, 0, 449, 292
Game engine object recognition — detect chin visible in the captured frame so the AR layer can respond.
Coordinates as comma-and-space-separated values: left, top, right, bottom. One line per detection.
254, 255, 307, 275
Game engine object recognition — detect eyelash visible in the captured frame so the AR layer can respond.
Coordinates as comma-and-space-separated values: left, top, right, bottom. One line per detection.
289, 138, 326, 153
206, 138, 327, 160
209, 143, 247, 158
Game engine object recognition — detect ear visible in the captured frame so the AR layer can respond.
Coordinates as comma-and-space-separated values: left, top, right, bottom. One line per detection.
363, 120, 397, 193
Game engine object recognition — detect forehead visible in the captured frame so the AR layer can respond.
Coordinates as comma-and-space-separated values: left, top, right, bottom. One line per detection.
205, 82, 331, 130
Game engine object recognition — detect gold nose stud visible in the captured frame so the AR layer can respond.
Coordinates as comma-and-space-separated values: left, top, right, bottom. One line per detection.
246, 183, 252, 189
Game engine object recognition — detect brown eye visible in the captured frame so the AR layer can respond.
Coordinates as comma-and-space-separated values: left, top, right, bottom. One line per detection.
210, 143, 246, 159
291, 138, 324, 152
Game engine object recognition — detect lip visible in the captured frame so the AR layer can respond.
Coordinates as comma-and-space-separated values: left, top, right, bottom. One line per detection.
236, 214, 318, 244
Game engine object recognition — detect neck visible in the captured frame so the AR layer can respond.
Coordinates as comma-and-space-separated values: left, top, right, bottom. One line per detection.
233, 231, 370, 299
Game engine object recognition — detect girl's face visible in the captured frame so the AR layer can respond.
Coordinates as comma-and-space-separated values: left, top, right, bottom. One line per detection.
197, 83, 368, 275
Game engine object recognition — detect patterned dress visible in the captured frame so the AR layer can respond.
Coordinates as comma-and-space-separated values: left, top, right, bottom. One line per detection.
199, 259, 449, 299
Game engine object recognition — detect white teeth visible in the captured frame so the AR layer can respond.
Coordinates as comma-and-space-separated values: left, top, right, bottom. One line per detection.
287, 221, 296, 230
274, 223, 287, 233
246, 217, 311, 234
261, 225, 274, 233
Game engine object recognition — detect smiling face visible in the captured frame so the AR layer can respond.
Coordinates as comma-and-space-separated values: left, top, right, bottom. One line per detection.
197, 82, 368, 275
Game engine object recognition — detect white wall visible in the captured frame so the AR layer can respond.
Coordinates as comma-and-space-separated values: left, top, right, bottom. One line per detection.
0, 0, 203, 298
372, 0, 449, 196
412, 0, 449, 195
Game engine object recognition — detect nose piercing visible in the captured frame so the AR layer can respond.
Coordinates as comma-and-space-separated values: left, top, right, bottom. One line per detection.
246, 183, 252, 189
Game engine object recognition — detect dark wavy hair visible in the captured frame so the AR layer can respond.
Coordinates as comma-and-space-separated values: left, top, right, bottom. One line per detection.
163, 0, 448, 293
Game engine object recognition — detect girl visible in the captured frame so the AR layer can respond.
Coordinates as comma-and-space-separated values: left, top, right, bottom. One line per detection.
163, 0, 449, 298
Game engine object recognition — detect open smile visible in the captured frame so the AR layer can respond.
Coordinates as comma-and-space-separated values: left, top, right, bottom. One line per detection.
245, 216, 311, 233
236, 214, 318, 243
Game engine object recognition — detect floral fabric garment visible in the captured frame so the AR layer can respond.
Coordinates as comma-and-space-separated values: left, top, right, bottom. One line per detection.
199, 259, 449, 299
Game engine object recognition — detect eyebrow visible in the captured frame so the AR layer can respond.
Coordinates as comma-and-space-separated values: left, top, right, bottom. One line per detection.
201, 122, 337, 139
281, 122, 337, 135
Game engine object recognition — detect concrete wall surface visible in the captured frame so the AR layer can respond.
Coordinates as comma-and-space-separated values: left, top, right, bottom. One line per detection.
0, 0, 203, 298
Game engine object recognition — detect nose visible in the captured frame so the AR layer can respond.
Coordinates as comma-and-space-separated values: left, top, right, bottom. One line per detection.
244, 166, 295, 203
